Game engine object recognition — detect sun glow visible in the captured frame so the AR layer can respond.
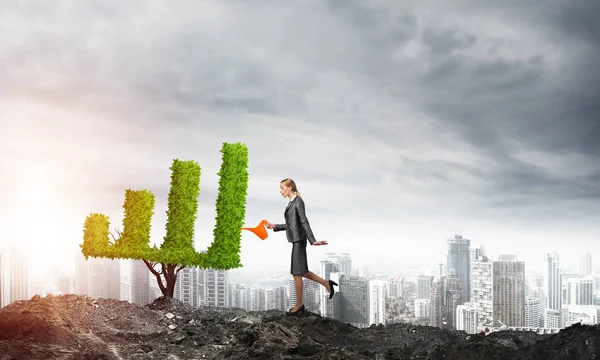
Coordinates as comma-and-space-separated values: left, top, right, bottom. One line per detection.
14, 169, 65, 276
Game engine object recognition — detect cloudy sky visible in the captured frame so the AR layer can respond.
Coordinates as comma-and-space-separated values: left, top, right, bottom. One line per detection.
1, 0, 599, 278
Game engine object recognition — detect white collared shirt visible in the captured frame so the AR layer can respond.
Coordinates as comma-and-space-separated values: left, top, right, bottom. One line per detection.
289, 194, 296, 203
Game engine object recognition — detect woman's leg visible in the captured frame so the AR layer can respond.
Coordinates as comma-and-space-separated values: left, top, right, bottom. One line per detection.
292, 274, 304, 310
302, 271, 332, 294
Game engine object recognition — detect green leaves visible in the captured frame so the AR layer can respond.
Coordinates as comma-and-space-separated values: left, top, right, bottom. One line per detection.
81, 213, 111, 258
162, 159, 200, 256
205, 142, 249, 270
119, 189, 155, 252
79, 142, 249, 272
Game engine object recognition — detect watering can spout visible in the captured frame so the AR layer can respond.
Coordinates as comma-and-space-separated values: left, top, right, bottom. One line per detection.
241, 219, 269, 240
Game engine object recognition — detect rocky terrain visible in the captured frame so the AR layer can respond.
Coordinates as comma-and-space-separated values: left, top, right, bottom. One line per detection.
0, 294, 599, 359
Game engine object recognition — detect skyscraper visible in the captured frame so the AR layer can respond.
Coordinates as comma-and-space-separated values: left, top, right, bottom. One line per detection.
544, 253, 562, 311
566, 277, 594, 306
320, 253, 351, 319
74, 249, 88, 295
471, 255, 526, 327
174, 267, 198, 307
469, 245, 486, 299
388, 277, 404, 298
261, 287, 275, 310
130, 259, 150, 305
339, 275, 369, 328
447, 235, 470, 303
445, 268, 463, 329
581, 253, 593, 277
274, 285, 287, 311
471, 255, 493, 324
417, 275, 434, 300
0, 249, 4, 308
430, 275, 446, 329
9, 246, 29, 303
203, 269, 229, 307
248, 286, 259, 310
87, 256, 120, 300
368, 280, 386, 326
175, 232, 200, 307
456, 303, 479, 334
414, 299, 430, 319
288, 278, 320, 314
493, 255, 525, 327
321, 253, 352, 276
0, 248, 6, 309
525, 298, 541, 327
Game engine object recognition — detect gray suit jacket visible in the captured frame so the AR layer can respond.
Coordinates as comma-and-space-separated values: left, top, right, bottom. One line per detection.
273, 196, 317, 245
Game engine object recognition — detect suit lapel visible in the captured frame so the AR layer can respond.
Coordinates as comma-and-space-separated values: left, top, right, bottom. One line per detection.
285, 197, 295, 215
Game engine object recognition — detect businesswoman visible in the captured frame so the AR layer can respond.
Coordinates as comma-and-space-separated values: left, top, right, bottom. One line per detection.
265, 178, 338, 316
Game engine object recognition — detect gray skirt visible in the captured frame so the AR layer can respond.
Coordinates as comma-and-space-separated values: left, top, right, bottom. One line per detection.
290, 240, 309, 275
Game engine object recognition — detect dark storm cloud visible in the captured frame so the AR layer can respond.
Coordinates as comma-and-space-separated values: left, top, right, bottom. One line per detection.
319, 0, 600, 218
548, 1, 600, 157
127, 39, 308, 116
0, 1, 312, 123
323, 0, 598, 144
2, 0, 599, 227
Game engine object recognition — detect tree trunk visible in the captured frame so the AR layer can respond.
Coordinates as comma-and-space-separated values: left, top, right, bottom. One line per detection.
143, 260, 185, 298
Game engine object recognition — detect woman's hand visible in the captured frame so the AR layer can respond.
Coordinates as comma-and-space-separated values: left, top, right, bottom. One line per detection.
312, 240, 328, 246
265, 221, 274, 229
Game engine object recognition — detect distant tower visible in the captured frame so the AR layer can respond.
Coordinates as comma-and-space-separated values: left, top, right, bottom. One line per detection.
417, 275, 434, 299
566, 277, 594, 305
320, 253, 351, 320
439, 263, 443, 276
430, 276, 446, 329
544, 253, 562, 311
0, 249, 5, 307
9, 246, 30, 303
203, 269, 229, 307
456, 303, 479, 334
129, 259, 150, 305
580, 253, 592, 276
445, 268, 463, 329
525, 298, 541, 327
74, 249, 89, 295
368, 280, 387, 326
471, 255, 493, 324
0, 248, 6, 309
339, 275, 369, 328
87, 257, 120, 300
288, 278, 320, 314
470, 246, 485, 299
447, 234, 471, 303
493, 255, 525, 327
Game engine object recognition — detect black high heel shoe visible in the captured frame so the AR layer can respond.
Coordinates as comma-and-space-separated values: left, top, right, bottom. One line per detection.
286, 304, 305, 316
328, 280, 338, 299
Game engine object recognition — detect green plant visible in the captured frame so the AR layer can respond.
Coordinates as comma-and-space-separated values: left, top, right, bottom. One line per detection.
80, 142, 249, 298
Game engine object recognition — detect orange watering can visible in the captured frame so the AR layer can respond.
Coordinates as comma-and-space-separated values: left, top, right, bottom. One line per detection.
241, 219, 269, 240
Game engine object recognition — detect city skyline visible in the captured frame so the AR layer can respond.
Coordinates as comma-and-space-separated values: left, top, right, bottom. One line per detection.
1, 0, 599, 278
3, 243, 599, 335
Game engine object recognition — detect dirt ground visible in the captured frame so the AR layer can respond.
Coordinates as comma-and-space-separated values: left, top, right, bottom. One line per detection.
0, 294, 598, 359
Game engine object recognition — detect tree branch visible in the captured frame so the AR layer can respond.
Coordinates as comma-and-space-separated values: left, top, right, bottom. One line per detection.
143, 259, 160, 277
109, 228, 123, 245
176, 265, 186, 275
143, 259, 166, 296
147, 261, 163, 275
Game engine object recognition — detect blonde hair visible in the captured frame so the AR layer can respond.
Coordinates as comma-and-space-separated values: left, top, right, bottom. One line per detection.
280, 178, 301, 198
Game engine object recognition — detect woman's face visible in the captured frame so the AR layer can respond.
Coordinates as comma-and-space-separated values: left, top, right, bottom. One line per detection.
280, 183, 292, 197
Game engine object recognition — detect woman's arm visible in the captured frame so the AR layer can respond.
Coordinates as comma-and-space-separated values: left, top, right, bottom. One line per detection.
296, 198, 317, 245
265, 221, 285, 231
